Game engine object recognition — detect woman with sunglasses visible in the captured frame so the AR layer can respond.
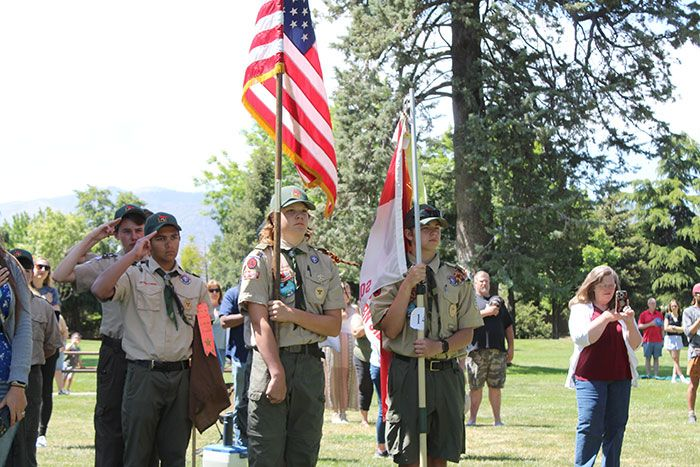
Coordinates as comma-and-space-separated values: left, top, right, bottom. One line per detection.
0, 245, 32, 464
566, 265, 642, 466
208, 280, 227, 371
664, 299, 688, 384
683, 283, 700, 423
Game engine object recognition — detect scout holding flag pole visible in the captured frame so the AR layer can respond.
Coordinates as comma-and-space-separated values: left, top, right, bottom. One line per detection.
240, 2, 344, 465
365, 91, 483, 466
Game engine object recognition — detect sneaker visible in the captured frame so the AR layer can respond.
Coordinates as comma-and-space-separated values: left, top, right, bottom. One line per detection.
374, 449, 389, 458
494, 420, 505, 427
689, 412, 697, 424
672, 376, 677, 383
58, 389, 69, 395
36, 435, 47, 448
466, 420, 476, 426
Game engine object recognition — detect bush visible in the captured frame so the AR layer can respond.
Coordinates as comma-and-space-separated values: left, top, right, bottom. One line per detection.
514, 302, 551, 339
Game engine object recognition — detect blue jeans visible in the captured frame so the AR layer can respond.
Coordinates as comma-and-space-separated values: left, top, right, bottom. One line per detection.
232, 353, 251, 447
574, 379, 631, 467
369, 364, 385, 445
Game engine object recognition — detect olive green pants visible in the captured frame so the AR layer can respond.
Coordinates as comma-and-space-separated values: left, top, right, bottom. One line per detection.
386, 356, 466, 464
122, 363, 191, 467
247, 349, 325, 467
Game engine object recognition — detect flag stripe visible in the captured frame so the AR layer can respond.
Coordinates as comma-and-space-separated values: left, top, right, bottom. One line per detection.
242, 0, 337, 215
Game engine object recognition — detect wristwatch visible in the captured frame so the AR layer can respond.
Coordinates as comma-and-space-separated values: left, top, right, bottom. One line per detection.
9, 381, 27, 389
440, 339, 450, 353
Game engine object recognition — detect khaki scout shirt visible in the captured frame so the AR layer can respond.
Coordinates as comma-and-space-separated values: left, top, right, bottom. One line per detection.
370, 253, 482, 359
238, 240, 344, 348
111, 257, 211, 362
29, 295, 63, 366
74, 252, 124, 339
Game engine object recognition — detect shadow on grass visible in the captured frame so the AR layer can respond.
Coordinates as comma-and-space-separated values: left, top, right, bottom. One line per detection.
63, 445, 95, 450
463, 453, 537, 462
508, 363, 567, 376
467, 423, 555, 428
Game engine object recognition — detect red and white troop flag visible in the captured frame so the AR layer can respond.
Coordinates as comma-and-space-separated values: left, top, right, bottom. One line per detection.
359, 113, 415, 416
242, 0, 338, 216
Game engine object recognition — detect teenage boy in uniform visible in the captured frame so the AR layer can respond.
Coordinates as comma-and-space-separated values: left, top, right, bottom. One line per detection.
91, 212, 211, 466
370, 204, 483, 466
7, 249, 62, 467
53, 204, 147, 467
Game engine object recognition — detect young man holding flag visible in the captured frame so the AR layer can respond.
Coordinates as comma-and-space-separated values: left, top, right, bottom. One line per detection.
370, 205, 483, 466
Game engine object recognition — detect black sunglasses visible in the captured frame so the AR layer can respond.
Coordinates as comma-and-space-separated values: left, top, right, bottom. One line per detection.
208, 288, 221, 293
36, 264, 50, 271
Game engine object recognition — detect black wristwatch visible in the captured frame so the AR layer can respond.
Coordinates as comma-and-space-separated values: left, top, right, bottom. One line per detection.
440, 339, 449, 353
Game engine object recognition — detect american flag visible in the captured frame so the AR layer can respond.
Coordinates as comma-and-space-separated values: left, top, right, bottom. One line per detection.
242, 0, 337, 216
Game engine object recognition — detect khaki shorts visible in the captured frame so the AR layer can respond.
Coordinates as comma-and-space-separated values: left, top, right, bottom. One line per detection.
688, 356, 700, 379
466, 348, 507, 390
385, 356, 465, 464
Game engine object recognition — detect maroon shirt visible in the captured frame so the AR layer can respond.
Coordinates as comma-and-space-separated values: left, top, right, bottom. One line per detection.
575, 306, 632, 381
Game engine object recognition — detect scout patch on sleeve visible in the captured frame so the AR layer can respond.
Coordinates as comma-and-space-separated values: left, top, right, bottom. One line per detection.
243, 268, 259, 280
246, 257, 258, 270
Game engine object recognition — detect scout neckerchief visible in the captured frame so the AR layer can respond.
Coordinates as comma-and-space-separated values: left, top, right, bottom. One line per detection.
281, 247, 307, 312
154, 268, 188, 330
407, 257, 441, 339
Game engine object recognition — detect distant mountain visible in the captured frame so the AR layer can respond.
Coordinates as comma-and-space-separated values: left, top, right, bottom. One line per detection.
0, 188, 220, 251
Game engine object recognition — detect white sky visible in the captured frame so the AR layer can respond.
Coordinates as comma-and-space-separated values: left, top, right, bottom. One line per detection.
0, 1, 697, 204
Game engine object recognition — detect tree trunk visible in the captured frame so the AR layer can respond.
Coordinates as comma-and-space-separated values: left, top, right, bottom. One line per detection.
451, 1, 492, 268
508, 287, 516, 337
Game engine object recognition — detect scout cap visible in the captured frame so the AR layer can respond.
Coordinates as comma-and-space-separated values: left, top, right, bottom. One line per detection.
268, 185, 316, 212
114, 204, 147, 223
9, 248, 34, 270
144, 212, 182, 236
403, 204, 448, 229
693, 283, 700, 295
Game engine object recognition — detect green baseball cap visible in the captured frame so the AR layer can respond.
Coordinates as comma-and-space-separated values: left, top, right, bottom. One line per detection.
403, 204, 448, 229
268, 185, 316, 212
114, 204, 147, 222
144, 212, 182, 236
9, 248, 34, 270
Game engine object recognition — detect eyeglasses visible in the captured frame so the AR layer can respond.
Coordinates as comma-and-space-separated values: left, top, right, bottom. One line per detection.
36, 264, 50, 271
208, 288, 221, 293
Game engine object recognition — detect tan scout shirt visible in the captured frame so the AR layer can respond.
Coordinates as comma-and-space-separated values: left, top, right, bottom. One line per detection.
370, 253, 483, 359
111, 257, 211, 362
29, 295, 63, 366
238, 240, 344, 348
74, 252, 124, 339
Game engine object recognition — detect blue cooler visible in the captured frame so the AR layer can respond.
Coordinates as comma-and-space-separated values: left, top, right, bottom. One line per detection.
202, 444, 247, 467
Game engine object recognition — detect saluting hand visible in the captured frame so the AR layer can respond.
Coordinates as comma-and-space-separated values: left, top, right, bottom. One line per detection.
129, 231, 157, 261
268, 300, 295, 323
90, 218, 122, 242
413, 338, 441, 358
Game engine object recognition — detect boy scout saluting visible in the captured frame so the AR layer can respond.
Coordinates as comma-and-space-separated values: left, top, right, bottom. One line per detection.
370, 204, 483, 467
91, 212, 210, 467
53, 204, 146, 467
239, 186, 344, 467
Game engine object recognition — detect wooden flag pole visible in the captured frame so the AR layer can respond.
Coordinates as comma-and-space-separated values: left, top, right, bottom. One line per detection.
409, 88, 428, 467
273, 73, 283, 313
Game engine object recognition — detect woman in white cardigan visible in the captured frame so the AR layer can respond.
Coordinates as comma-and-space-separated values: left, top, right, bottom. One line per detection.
565, 265, 642, 467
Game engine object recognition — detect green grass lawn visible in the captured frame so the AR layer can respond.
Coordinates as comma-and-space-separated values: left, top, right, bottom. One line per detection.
36, 339, 697, 466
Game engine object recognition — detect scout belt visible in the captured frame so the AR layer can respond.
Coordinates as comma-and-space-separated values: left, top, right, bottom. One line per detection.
129, 359, 190, 371
393, 353, 458, 371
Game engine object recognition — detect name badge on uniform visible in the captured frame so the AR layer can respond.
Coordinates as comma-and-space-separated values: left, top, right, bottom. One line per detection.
449, 303, 457, 317
409, 307, 425, 331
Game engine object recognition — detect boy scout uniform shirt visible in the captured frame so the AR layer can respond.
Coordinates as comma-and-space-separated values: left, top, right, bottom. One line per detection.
370, 253, 483, 359
110, 257, 211, 362
29, 295, 63, 366
238, 240, 344, 348
74, 252, 124, 339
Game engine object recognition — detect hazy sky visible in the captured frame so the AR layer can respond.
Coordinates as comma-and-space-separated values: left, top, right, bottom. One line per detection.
1, 1, 697, 204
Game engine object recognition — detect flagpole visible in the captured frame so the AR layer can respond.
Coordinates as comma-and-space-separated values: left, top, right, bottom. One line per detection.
409, 88, 428, 467
273, 73, 283, 309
